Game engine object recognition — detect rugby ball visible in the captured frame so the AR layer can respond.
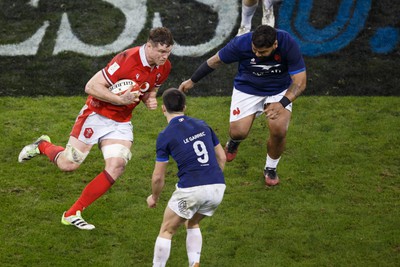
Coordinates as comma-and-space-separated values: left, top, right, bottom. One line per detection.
109, 79, 140, 95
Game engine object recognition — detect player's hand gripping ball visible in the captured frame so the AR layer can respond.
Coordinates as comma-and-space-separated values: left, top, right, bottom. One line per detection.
108, 79, 140, 96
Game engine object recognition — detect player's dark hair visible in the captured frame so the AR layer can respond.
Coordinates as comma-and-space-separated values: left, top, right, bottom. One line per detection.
162, 88, 186, 113
148, 27, 174, 47
252, 25, 277, 48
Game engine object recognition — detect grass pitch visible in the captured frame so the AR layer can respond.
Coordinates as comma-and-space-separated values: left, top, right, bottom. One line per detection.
0, 96, 399, 266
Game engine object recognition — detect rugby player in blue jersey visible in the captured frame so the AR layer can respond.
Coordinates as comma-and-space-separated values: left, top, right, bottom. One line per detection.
179, 25, 306, 186
146, 88, 226, 267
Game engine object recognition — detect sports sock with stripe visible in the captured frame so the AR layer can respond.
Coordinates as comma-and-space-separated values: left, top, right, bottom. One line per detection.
65, 170, 114, 216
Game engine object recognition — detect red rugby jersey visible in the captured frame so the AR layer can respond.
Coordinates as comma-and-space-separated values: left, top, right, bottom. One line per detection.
85, 45, 171, 122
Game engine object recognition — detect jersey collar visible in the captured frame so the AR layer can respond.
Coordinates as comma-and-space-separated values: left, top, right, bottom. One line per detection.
139, 45, 150, 68
170, 115, 186, 124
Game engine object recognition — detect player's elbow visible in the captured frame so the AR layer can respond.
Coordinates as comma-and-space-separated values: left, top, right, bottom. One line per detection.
84, 83, 92, 95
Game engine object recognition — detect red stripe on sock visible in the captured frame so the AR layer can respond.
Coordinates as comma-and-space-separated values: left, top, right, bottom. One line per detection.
38, 141, 65, 162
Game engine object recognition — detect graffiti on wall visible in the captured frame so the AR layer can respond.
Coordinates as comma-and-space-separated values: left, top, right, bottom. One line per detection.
0, 0, 398, 57
279, 0, 399, 56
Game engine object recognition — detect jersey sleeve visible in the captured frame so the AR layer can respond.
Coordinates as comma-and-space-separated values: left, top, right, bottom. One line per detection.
218, 35, 249, 64
209, 126, 220, 147
155, 132, 170, 162
284, 34, 306, 75
102, 50, 135, 85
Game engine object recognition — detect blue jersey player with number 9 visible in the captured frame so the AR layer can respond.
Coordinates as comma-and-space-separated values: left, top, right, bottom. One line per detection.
146, 88, 226, 267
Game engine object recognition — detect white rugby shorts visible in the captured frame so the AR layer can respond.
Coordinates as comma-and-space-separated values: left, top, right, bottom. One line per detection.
168, 183, 226, 220
229, 88, 292, 122
71, 111, 133, 145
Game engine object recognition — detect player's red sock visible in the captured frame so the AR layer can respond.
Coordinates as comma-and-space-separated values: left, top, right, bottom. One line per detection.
38, 141, 65, 162
65, 170, 115, 217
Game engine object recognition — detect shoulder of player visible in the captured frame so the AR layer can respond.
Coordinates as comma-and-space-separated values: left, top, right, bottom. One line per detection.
230, 34, 252, 49
276, 29, 297, 44
110, 47, 141, 68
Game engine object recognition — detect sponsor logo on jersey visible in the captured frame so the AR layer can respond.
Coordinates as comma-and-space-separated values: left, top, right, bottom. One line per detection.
252, 64, 282, 76
139, 82, 150, 92
108, 62, 120, 75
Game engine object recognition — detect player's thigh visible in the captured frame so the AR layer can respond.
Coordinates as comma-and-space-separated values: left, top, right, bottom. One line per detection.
100, 138, 132, 148
187, 213, 207, 229
159, 207, 187, 238
229, 113, 256, 138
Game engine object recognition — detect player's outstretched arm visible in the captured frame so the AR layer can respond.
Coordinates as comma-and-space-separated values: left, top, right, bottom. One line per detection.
214, 143, 226, 171
178, 53, 223, 93
147, 161, 168, 208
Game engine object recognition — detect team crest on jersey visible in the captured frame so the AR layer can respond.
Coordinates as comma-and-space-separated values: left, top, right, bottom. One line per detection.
274, 53, 282, 62
156, 73, 161, 82
136, 73, 140, 80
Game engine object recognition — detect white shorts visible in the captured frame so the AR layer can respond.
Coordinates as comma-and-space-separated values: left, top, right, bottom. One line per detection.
70, 109, 133, 145
229, 88, 292, 122
168, 184, 226, 220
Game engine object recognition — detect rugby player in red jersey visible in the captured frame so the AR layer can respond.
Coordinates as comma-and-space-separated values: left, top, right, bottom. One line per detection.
18, 27, 174, 230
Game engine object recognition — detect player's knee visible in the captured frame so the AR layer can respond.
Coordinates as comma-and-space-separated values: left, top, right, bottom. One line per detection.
57, 145, 87, 172
55, 157, 80, 172
102, 144, 132, 165
160, 227, 177, 239
105, 161, 126, 179
63, 144, 89, 165
57, 162, 80, 172
271, 127, 287, 139
229, 128, 248, 140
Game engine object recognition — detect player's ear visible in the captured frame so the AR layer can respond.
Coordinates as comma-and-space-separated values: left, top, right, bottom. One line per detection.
161, 104, 167, 113
183, 105, 187, 112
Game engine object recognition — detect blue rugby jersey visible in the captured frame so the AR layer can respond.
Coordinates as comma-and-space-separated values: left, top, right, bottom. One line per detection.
218, 29, 306, 96
156, 115, 225, 188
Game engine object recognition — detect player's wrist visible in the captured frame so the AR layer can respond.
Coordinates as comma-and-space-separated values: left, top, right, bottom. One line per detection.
151, 194, 159, 202
279, 96, 291, 108
190, 62, 214, 83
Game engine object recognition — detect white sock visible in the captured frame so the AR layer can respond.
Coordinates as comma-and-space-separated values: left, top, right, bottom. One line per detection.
265, 154, 280, 169
186, 228, 202, 266
153, 237, 171, 267
262, 0, 273, 10
241, 2, 259, 28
